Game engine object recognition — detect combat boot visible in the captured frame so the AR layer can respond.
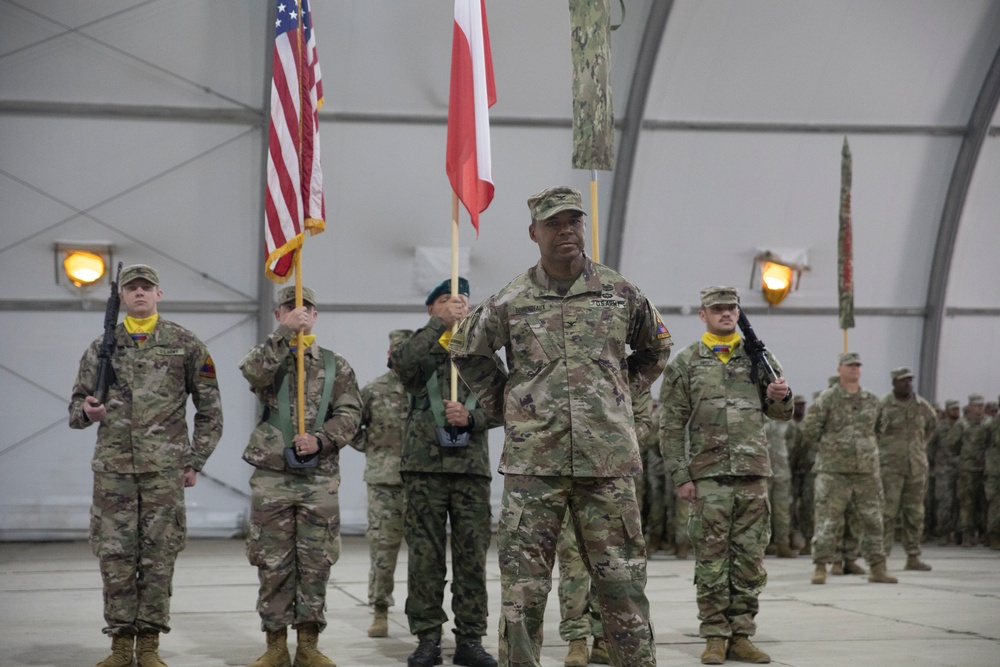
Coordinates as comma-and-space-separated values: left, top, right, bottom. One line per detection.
989, 535, 1000, 551
800, 542, 811, 556
764, 543, 778, 556
367, 606, 389, 638
700, 637, 727, 665
829, 561, 844, 576
843, 559, 866, 575
728, 635, 771, 663
904, 554, 932, 571
590, 637, 610, 664
777, 543, 797, 558
453, 640, 497, 667
293, 624, 335, 667
646, 533, 662, 554
249, 629, 291, 667
407, 637, 442, 667
96, 633, 134, 667
135, 632, 167, 667
867, 561, 898, 584
810, 562, 826, 585
564, 638, 589, 667
961, 532, 975, 547
676, 543, 690, 559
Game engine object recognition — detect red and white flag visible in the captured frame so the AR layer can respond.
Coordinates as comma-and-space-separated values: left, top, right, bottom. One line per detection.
265, 0, 325, 282
446, 0, 496, 234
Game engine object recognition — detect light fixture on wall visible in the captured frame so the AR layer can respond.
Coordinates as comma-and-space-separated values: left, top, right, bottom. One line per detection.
54, 242, 114, 289
750, 249, 809, 306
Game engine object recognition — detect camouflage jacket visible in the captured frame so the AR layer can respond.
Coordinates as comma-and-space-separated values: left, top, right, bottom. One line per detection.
351, 369, 409, 486
450, 258, 671, 477
802, 384, 881, 474
633, 387, 655, 454
69, 318, 222, 473
659, 340, 790, 485
927, 417, 958, 474
765, 419, 791, 481
240, 324, 362, 477
876, 392, 936, 474
986, 418, 1000, 477
786, 419, 814, 477
389, 316, 497, 478
946, 415, 989, 472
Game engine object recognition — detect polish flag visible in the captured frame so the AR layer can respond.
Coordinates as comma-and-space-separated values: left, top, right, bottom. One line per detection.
446, 0, 496, 234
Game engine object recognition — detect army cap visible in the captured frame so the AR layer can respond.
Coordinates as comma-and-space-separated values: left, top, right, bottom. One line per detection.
276, 285, 317, 307
527, 186, 587, 221
425, 277, 470, 306
119, 264, 159, 287
793, 394, 807, 404
944, 399, 959, 409
388, 328, 413, 350
839, 351, 862, 366
968, 393, 985, 405
890, 367, 913, 380
700, 286, 740, 308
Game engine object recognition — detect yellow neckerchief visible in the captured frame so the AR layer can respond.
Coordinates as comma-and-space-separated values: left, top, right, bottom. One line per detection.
124, 313, 159, 347
702, 331, 741, 364
289, 334, 316, 351
438, 329, 453, 351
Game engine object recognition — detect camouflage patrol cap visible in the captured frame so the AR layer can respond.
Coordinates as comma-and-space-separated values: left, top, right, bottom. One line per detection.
527, 186, 587, 221
944, 399, 960, 410
388, 329, 413, 350
699, 286, 740, 308
890, 367, 913, 380
119, 264, 159, 287
838, 351, 862, 366
425, 277, 470, 305
968, 393, 985, 405
793, 394, 807, 404
276, 285, 317, 307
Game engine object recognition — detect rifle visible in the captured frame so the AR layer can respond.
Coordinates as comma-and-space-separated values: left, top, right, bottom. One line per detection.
94, 262, 123, 405
736, 310, 778, 387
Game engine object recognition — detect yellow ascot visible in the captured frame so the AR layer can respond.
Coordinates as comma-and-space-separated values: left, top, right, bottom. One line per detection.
123, 313, 158, 347
702, 331, 741, 364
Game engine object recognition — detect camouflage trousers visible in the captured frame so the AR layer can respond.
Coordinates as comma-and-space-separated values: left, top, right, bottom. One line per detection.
768, 474, 792, 546
880, 465, 927, 556
791, 472, 815, 544
957, 470, 987, 535
643, 446, 668, 542
812, 472, 885, 566
498, 474, 655, 667
674, 487, 690, 550
402, 472, 492, 641
934, 466, 958, 536
986, 476, 1000, 538
366, 483, 405, 608
689, 476, 770, 639
246, 468, 341, 633
556, 512, 602, 642
90, 471, 187, 636
924, 469, 936, 538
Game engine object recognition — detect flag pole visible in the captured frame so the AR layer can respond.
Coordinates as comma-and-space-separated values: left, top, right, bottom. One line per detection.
450, 192, 460, 402
294, 0, 306, 435
590, 169, 600, 262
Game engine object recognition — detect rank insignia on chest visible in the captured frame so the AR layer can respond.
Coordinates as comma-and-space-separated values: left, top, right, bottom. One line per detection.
200, 355, 217, 379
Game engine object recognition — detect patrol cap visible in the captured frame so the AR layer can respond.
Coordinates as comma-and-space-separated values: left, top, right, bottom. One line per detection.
700, 286, 740, 308
119, 264, 159, 287
890, 367, 913, 380
388, 329, 413, 350
527, 186, 587, 221
425, 277, 470, 306
968, 393, 985, 405
838, 351, 862, 366
276, 285, 317, 307
793, 394, 807, 404
944, 399, 960, 410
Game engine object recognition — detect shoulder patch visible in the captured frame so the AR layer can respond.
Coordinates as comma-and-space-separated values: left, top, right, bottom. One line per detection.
200, 355, 217, 379
656, 317, 671, 339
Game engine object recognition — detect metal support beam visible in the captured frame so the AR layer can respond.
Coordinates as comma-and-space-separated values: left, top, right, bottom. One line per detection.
919, 39, 1000, 402
0, 100, 261, 125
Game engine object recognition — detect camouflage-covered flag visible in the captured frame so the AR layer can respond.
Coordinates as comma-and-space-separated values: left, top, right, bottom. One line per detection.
570, 0, 614, 170
838, 137, 855, 330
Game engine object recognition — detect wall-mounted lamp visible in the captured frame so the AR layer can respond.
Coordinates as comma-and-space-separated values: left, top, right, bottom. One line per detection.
54, 242, 114, 290
750, 249, 809, 306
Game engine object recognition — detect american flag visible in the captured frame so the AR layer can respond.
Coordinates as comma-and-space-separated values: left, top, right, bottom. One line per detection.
265, 0, 325, 282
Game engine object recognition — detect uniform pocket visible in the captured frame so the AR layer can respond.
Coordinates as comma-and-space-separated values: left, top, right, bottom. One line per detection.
165, 505, 187, 556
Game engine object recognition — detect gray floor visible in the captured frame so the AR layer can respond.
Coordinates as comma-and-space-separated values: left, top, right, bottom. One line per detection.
1, 537, 998, 667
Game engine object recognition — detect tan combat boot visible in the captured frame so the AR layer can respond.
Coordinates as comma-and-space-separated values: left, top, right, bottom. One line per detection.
700, 637, 727, 665
136, 632, 167, 667
96, 633, 134, 667
249, 628, 292, 667
843, 559, 866, 575
294, 624, 335, 667
367, 607, 389, 638
676, 543, 690, 560
776, 543, 798, 558
800, 542, 811, 556
564, 638, 589, 667
829, 561, 844, 576
811, 562, 826, 585
904, 554, 932, 571
728, 635, 771, 663
590, 637, 610, 664
867, 561, 898, 584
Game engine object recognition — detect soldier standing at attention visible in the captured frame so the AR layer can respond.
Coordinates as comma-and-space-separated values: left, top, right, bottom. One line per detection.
350, 329, 413, 638
930, 399, 962, 544
240, 285, 362, 667
389, 277, 500, 667
787, 396, 814, 554
985, 397, 1000, 550
804, 352, 898, 586
69, 264, 223, 667
947, 394, 990, 546
876, 367, 936, 571
660, 286, 792, 665
450, 186, 672, 667
764, 417, 797, 558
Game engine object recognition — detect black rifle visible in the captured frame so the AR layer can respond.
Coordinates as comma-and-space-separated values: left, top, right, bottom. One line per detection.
737, 310, 778, 387
94, 262, 123, 406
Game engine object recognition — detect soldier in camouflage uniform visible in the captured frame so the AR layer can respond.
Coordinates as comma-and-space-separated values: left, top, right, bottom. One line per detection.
947, 394, 989, 546
240, 285, 362, 667
804, 352, 898, 586
69, 264, 222, 667
930, 400, 961, 544
876, 367, 936, 570
556, 513, 607, 666
389, 277, 500, 667
644, 402, 670, 555
660, 286, 792, 665
985, 397, 1000, 549
787, 396, 813, 554
450, 187, 671, 667
765, 419, 797, 558
350, 329, 413, 638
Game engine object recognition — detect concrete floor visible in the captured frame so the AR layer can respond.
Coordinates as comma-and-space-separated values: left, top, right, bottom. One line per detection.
0, 537, 998, 667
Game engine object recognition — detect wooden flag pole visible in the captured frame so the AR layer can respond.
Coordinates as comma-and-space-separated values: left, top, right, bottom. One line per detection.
844, 330, 848, 354
450, 192, 460, 402
590, 170, 600, 262
294, 250, 306, 435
